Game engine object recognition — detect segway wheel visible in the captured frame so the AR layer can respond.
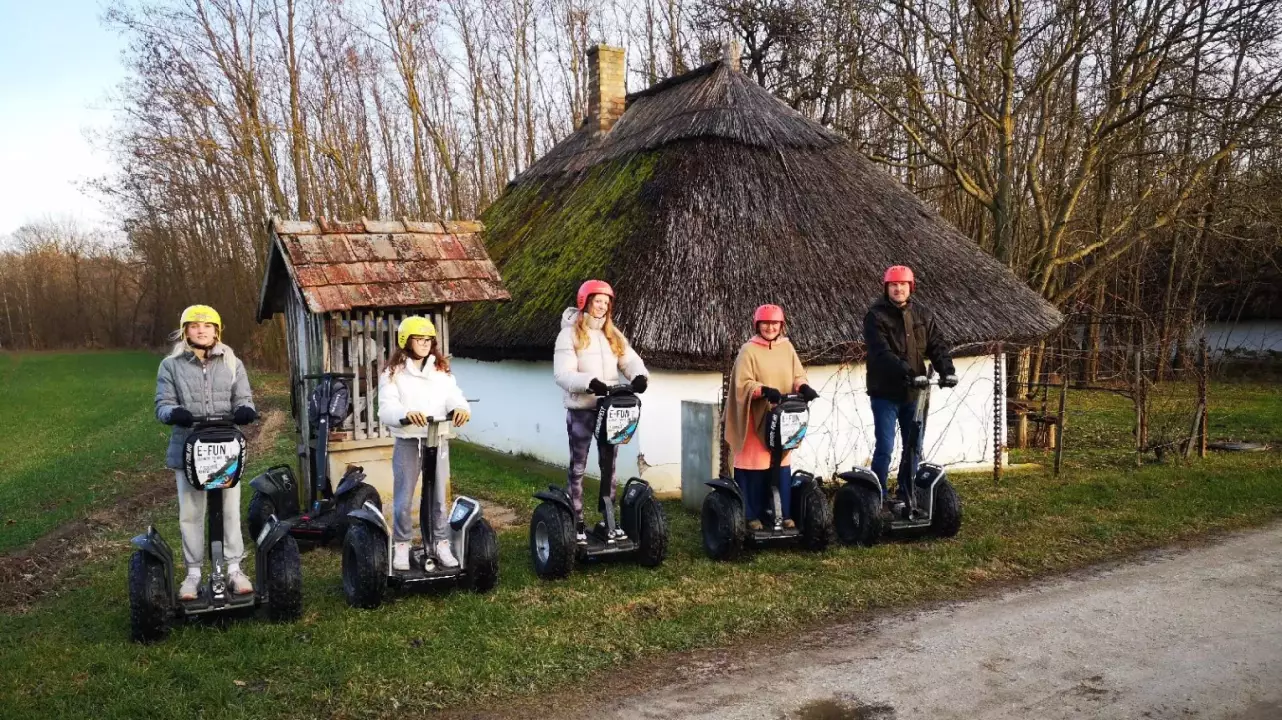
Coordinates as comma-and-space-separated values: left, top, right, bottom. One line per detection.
337, 484, 382, 543
247, 492, 276, 545
635, 497, 668, 568
798, 484, 832, 552
266, 535, 303, 622
700, 491, 744, 561
529, 502, 575, 580
342, 523, 387, 609
930, 479, 963, 538
466, 519, 500, 593
128, 551, 171, 643
833, 484, 883, 547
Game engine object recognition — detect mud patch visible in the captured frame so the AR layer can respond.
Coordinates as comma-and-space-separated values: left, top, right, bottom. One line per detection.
786, 697, 896, 720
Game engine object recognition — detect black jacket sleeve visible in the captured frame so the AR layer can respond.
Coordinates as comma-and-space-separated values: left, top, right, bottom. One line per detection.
864, 310, 913, 380
923, 309, 956, 376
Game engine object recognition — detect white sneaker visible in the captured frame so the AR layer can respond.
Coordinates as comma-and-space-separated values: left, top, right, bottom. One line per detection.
179, 572, 201, 601
434, 539, 459, 568
393, 541, 411, 571
228, 568, 254, 595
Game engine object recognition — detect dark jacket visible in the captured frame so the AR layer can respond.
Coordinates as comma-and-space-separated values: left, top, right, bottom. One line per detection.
863, 296, 955, 402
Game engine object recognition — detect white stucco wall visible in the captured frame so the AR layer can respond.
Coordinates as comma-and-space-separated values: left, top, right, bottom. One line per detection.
452, 354, 1005, 497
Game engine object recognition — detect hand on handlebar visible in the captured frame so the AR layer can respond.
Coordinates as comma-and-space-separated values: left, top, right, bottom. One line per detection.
452, 408, 470, 427
759, 386, 783, 404
939, 374, 959, 389
588, 378, 609, 396
168, 407, 194, 428
798, 384, 819, 402
909, 375, 930, 389
405, 411, 429, 427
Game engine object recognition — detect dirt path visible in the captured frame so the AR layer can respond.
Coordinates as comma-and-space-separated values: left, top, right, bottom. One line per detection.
0, 409, 285, 611
573, 524, 1282, 720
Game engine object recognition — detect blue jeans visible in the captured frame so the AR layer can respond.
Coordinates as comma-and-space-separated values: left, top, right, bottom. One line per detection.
871, 396, 917, 500
735, 465, 792, 523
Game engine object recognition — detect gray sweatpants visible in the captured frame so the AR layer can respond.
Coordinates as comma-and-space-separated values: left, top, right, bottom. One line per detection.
175, 470, 245, 570
392, 437, 450, 544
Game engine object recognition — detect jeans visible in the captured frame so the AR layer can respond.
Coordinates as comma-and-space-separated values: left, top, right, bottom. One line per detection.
870, 396, 918, 500
734, 465, 792, 523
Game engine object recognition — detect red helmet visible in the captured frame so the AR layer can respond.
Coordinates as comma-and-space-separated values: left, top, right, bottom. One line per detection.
576, 279, 615, 311
883, 265, 915, 289
753, 304, 785, 324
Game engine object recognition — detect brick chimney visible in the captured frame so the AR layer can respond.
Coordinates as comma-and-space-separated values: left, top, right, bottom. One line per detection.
586, 44, 626, 133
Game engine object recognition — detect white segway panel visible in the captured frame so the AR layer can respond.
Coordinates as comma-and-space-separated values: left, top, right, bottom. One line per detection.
778, 408, 808, 450
184, 435, 246, 490
596, 396, 641, 445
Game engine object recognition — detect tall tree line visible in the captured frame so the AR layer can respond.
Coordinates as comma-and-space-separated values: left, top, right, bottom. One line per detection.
3, 0, 1279, 378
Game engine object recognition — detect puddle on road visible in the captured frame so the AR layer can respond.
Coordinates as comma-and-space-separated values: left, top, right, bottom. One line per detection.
788, 697, 897, 720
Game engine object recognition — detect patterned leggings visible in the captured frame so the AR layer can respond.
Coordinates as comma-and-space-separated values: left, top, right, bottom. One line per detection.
566, 408, 619, 522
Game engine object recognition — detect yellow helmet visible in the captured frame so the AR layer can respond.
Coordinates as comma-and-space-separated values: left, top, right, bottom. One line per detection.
180, 305, 222, 331
397, 316, 437, 348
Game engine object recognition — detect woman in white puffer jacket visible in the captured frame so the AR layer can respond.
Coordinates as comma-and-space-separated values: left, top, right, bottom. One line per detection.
553, 279, 649, 544
378, 316, 471, 571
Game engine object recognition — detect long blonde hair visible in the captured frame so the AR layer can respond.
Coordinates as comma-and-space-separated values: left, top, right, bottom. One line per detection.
167, 330, 238, 380
573, 308, 627, 357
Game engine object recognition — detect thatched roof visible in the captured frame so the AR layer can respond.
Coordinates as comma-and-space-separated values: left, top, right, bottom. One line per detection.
258, 217, 509, 321
453, 60, 1062, 368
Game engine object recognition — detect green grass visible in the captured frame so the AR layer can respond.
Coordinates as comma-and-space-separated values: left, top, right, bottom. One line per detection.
1, 354, 1280, 719
0, 352, 172, 551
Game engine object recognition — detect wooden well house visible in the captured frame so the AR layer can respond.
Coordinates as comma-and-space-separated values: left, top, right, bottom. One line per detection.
257, 216, 509, 498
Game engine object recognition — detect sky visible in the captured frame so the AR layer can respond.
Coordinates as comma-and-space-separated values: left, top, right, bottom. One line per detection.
0, 0, 125, 237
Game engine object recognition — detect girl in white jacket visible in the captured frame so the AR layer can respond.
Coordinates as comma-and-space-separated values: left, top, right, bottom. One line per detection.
553, 280, 649, 544
378, 316, 471, 571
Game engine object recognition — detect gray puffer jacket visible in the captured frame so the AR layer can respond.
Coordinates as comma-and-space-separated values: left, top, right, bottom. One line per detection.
155, 344, 255, 469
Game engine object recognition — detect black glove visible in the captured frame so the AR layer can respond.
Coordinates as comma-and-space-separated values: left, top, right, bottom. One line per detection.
798, 384, 819, 402
630, 375, 649, 394
233, 406, 258, 425
909, 376, 930, 389
168, 407, 194, 428
588, 378, 609, 395
939, 374, 959, 389
760, 386, 783, 404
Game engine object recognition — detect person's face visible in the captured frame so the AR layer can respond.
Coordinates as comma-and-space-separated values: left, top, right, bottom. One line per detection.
758, 320, 782, 341
408, 335, 434, 357
588, 294, 610, 319
887, 281, 912, 305
185, 322, 217, 347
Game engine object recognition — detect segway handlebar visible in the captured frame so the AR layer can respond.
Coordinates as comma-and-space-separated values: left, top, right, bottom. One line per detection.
301, 372, 356, 381
398, 410, 457, 426
766, 392, 810, 406
593, 383, 635, 397
189, 413, 235, 427
907, 374, 958, 389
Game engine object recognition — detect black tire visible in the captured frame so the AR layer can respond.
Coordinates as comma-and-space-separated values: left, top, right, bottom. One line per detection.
128, 551, 171, 643
247, 492, 276, 545
797, 484, 832, 552
529, 502, 575, 580
336, 484, 382, 544
833, 484, 883, 547
342, 523, 387, 609
635, 498, 668, 567
700, 490, 745, 561
265, 535, 303, 622
930, 479, 963, 538
465, 520, 500, 593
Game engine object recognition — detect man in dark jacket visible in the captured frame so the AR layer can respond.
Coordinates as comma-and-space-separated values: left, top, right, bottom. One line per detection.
863, 265, 958, 503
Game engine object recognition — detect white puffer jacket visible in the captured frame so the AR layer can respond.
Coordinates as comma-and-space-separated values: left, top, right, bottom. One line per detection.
553, 307, 648, 410
377, 359, 470, 438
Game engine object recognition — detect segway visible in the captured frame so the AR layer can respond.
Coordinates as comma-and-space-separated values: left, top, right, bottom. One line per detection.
128, 414, 303, 642
340, 411, 498, 608
832, 371, 963, 546
700, 393, 832, 560
246, 372, 380, 548
529, 384, 668, 580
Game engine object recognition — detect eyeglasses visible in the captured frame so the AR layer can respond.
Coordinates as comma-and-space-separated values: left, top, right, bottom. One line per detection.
409, 336, 434, 344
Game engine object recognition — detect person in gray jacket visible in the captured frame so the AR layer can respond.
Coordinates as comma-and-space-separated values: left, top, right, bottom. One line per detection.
155, 305, 258, 600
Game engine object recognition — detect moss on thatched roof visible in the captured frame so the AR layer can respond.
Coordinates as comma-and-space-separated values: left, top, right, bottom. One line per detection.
453, 62, 1063, 368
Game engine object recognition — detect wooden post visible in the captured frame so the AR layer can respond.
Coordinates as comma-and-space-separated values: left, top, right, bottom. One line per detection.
1054, 376, 1068, 476
994, 343, 1004, 484
1199, 337, 1209, 458
1134, 349, 1144, 467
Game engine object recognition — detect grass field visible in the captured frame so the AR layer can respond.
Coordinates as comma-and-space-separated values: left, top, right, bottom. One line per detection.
1, 351, 1280, 719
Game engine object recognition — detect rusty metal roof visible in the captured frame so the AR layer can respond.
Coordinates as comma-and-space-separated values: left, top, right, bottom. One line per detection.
258, 217, 510, 320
